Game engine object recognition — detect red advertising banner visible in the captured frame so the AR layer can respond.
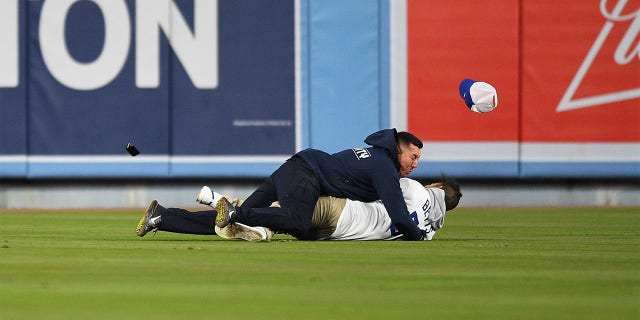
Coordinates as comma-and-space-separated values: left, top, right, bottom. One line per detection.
407, 0, 639, 143
522, 0, 639, 142
407, 0, 520, 142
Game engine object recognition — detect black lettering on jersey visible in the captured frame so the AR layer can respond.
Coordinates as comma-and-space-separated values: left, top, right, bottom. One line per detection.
352, 148, 371, 160
422, 199, 430, 213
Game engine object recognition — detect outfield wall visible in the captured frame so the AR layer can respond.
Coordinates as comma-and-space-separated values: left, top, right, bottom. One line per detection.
1, 180, 639, 209
1, 0, 638, 182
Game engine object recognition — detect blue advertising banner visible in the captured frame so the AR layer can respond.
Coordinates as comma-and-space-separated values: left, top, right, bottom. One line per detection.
0, 0, 26, 177
171, 0, 296, 156
0, 0, 297, 178
27, 0, 171, 157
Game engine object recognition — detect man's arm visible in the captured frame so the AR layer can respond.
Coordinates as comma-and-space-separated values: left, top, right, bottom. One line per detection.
372, 173, 424, 240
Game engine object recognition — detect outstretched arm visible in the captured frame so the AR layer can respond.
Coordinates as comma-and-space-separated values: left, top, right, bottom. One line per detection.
372, 172, 424, 240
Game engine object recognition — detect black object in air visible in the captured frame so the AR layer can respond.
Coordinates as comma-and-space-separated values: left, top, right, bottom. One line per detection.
126, 143, 140, 156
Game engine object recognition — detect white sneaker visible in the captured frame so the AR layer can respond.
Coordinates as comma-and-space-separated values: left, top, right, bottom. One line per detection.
215, 223, 273, 242
196, 186, 223, 208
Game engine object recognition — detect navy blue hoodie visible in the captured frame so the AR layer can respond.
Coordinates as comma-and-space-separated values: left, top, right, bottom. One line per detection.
297, 129, 423, 240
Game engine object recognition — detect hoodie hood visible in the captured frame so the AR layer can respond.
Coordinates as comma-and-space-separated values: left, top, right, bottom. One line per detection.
364, 128, 398, 159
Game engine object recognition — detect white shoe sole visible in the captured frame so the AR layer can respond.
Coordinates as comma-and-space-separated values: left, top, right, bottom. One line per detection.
215, 223, 270, 242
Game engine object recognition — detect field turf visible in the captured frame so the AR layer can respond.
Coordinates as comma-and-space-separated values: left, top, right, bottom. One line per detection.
1, 207, 638, 320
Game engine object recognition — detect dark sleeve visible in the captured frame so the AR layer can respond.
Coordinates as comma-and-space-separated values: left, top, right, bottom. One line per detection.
371, 168, 424, 240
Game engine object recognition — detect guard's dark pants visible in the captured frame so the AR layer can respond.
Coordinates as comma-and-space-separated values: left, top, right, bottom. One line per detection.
235, 155, 321, 239
157, 208, 216, 235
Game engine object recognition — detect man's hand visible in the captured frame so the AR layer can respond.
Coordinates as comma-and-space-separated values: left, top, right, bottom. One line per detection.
421, 226, 435, 241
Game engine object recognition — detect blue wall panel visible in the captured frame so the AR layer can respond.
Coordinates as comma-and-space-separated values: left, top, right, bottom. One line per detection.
520, 162, 640, 179
307, 0, 382, 153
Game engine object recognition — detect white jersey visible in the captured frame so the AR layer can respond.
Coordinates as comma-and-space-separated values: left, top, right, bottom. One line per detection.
327, 178, 447, 240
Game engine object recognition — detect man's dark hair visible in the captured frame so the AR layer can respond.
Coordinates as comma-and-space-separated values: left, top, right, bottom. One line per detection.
396, 131, 423, 149
441, 174, 462, 211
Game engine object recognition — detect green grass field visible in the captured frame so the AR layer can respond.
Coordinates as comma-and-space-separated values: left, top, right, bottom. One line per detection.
1, 207, 638, 320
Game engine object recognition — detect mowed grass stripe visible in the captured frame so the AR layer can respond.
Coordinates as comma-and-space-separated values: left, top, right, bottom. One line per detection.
1, 208, 638, 320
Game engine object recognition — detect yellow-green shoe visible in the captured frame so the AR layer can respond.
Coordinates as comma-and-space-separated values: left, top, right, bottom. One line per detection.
215, 197, 235, 228
136, 200, 164, 237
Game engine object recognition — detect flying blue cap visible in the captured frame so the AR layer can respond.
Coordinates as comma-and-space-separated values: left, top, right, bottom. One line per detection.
459, 78, 498, 113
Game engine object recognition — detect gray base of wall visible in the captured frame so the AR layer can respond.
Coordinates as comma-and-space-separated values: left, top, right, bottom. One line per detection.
1, 179, 639, 209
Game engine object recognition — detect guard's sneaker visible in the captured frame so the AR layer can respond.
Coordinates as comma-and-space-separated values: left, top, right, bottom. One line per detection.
136, 200, 164, 237
215, 197, 236, 228
215, 223, 273, 242
196, 186, 223, 208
